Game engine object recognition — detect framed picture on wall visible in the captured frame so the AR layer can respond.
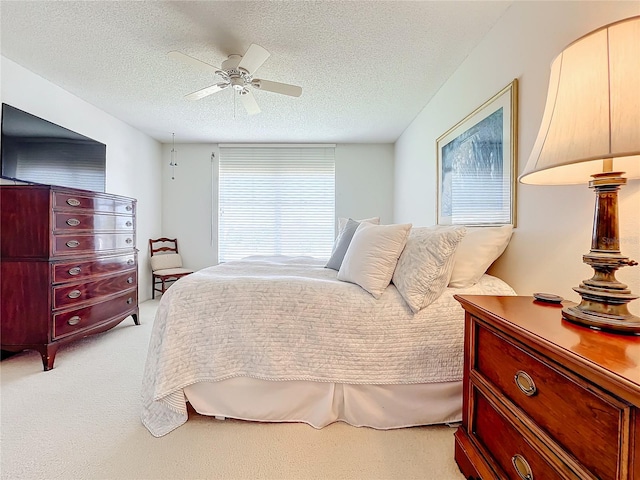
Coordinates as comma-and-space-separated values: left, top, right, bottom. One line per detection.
436, 79, 518, 226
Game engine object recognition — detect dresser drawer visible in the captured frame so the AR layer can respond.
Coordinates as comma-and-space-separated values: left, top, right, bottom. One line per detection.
54, 212, 134, 232
473, 387, 564, 479
52, 253, 136, 283
53, 271, 137, 309
53, 191, 135, 215
53, 233, 134, 256
52, 290, 137, 339
475, 323, 622, 480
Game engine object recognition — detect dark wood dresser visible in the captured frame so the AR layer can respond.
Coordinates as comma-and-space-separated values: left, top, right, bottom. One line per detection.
454, 295, 640, 480
1, 184, 139, 370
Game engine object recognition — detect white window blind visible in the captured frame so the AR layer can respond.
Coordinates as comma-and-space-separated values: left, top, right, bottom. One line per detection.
218, 145, 335, 262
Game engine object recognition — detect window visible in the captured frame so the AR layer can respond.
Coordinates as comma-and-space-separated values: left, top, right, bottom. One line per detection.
218, 145, 335, 262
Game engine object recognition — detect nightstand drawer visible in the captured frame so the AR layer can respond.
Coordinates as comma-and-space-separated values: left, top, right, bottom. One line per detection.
475, 323, 622, 480
473, 388, 564, 480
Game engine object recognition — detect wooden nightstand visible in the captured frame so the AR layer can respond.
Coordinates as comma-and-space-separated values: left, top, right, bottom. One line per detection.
454, 295, 640, 480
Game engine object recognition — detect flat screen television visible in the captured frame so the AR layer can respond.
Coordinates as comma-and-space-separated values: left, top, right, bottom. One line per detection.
1, 103, 106, 192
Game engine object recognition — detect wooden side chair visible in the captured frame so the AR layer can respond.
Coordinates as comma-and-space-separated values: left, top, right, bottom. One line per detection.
149, 238, 194, 299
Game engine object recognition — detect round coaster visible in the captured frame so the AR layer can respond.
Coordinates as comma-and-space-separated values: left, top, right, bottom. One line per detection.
533, 292, 563, 304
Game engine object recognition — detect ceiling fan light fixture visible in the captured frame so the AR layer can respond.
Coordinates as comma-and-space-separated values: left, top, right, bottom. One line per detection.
230, 76, 245, 90
170, 43, 302, 114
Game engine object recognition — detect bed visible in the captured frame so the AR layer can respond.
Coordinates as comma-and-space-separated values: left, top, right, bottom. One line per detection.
141, 221, 516, 438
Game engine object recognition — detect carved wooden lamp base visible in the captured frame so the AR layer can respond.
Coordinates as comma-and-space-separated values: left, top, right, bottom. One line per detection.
563, 285, 640, 335
561, 172, 640, 335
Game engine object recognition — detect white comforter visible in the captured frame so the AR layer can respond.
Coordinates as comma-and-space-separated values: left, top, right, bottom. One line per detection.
141, 256, 515, 437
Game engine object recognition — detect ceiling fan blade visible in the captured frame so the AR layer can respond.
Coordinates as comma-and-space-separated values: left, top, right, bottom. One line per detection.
251, 79, 302, 97
168, 51, 222, 75
239, 90, 261, 115
185, 83, 229, 101
237, 44, 270, 75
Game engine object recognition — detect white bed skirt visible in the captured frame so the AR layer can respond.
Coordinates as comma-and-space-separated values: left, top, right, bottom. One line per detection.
184, 377, 462, 429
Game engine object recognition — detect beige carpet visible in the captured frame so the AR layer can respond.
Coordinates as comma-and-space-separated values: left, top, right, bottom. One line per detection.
1, 299, 465, 480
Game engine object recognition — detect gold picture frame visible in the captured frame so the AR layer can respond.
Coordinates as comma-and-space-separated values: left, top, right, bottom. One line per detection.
436, 79, 518, 226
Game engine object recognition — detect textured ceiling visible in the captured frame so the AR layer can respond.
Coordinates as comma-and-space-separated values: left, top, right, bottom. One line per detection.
0, 1, 512, 144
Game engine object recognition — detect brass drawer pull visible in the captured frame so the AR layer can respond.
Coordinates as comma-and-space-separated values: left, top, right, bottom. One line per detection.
68, 267, 81, 276
127, 259, 134, 266
67, 316, 81, 326
126, 297, 133, 305
68, 290, 82, 299
126, 221, 133, 227
126, 238, 133, 244
127, 277, 134, 284
66, 240, 80, 248
512, 454, 533, 480
514, 371, 537, 396
66, 198, 81, 207
66, 218, 80, 227
126, 205, 133, 211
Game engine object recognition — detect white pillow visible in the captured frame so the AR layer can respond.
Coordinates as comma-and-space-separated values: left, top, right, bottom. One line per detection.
337, 222, 412, 299
392, 226, 467, 313
150, 253, 183, 271
337, 216, 380, 233
448, 225, 513, 288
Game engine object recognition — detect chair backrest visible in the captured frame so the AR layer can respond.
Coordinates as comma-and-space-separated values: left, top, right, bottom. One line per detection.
149, 238, 180, 257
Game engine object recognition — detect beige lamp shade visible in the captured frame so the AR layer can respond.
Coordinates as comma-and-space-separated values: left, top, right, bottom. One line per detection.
519, 16, 640, 185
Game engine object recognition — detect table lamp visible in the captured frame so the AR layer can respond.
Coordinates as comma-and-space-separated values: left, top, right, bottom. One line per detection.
519, 16, 640, 334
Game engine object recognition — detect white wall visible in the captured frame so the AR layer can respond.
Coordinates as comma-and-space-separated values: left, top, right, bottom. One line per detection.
394, 2, 640, 315
1, 57, 163, 301
335, 144, 394, 226
161, 143, 218, 271
161, 143, 394, 268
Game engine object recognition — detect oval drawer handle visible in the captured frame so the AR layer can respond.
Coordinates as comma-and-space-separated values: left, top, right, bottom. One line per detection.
66, 240, 80, 248
67, 316, 81, 326
125, 205, 133, 211
68, 290, 82, 299
126, 221, 133, 227
127, 277, 134, 284
127, 259, 134, 266
126, 297, 133, 305
66, 218, 80, 227
68, 267, 81, 276
514, 370, 537, 396
512, 454, 533, 480
126, 238, 133, 244
66, 198, 81, 207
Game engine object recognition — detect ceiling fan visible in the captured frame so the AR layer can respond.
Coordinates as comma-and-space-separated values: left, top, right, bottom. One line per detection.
168, 44, 302, 115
